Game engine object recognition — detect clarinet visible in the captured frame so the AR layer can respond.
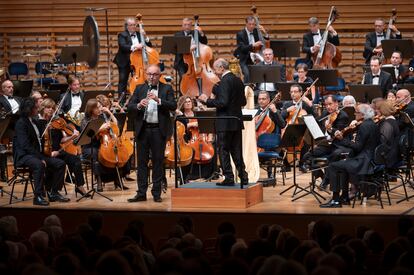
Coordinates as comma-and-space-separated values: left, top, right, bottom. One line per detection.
143, 84, 155, 121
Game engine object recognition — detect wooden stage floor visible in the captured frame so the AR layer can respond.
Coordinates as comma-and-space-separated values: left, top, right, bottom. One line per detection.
1, 169, 414, 216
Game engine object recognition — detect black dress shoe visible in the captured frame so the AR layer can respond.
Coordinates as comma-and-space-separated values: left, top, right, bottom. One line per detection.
49, 192, 70, 202
320, 199, 342, 208
33, 195, 49, 206
319, 177, 329, 189
128, 194, 147, 202
216, 178, 235, 186
153, 197, 162, 203
240, 178, 249, 186
340, 197, 351, 205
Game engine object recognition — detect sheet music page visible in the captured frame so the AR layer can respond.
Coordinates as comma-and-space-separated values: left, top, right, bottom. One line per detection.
303, 115, 325, 140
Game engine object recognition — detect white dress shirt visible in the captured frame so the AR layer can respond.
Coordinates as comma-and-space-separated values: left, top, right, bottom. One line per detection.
69, 92, 82, 117
145, 86, 159, 123
3, 95, 19, 114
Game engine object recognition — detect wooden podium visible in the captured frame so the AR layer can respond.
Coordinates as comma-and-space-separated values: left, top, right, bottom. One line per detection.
171, 182, 263, 209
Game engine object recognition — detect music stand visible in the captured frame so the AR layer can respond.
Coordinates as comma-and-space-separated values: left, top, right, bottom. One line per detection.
74, 117, 112, 202
248, 65, 282, 84
349, 84, 383, 103
48, 83, 69, 94
160, 36, 192, 93
276, 82, 312, 101
44, 90, 60, 103
60, 46, 90, 76
279, 124, 307, 197
79, 90, 115, 112
382, 39, 414, 60
270, 40, 301, 67
307, 69, 338, 87
11, 80, 33, 98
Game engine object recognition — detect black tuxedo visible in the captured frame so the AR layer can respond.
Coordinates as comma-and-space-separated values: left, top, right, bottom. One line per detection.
328, 119, 380, 197
13, 117, 65, 196
388, 65, 408, 85
235, 28, 267, 83
0, 95, 21, 114
302, 31, 340, 67
205, 72, 248, 182
59, 91, 85, 114
114, 30, 152, 94
362, 70, 393, 97
255, 108, 286, 133
173, 30, 208, 76
127, 82, 176, 199
363, 31, 402, 63
281, 101, 314, 119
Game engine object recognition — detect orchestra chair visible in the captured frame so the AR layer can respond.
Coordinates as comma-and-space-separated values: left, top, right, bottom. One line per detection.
352, 144, 391, 209
8, 62, 29, 80
34, 62, 57, 88
257, 133, 286, 186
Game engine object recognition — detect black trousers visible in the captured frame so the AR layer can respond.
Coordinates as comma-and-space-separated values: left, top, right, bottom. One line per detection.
117, 66, 131, 95
240, 62, 250, 84
328, 158, 360, 197
217, 130, 248, 181
136, 126, 166, 198
58, 152, 85, 187
18, 155, 65, 196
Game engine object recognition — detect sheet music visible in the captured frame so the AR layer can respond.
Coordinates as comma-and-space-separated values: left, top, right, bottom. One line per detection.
303, 115, 325, 140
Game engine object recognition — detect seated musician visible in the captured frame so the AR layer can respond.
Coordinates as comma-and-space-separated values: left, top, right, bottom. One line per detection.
38, 99, 88, 197
362, 56, 392, 97
407, 58, 414, 84
302, 95, 352, 189
255, 48, 286, 100
0, 80, 21, 181
371, 97, 385, 116
377, 100, 401, 169
294, 63, 318, 103
60, 76, 84, 122
14, 97, 69, 206
174, 17, 207, 77
363, 18, 402, 64
386, 90, 396, 102
302, 17, 339, 69
175, 95, 215, 182
342, 95, 356, 108
30, 91, 44, 111
395, 89, 414, 137
382, 51, 408, 87
320, 104, 380, 208
281, 84, 313, 171
80, 99, 126, 192
235, 16, 269, 83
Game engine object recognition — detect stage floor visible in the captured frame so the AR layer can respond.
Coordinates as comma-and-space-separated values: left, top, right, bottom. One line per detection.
1, 169, 414, 216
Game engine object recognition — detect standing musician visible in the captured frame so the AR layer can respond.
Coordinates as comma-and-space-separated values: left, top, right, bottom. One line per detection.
256, 48, 286, 99
174, 17, 208, 78
60, 76, 85, 119
302, 17, 339, 69
362, 56, 392, 97
302, 95, 352, 189
0, 80, 21, 181
114, 17, 152, 97
127, 65, 177, 203
80, 99, 124, 192
14, 97, 69, 206
363, 18, 402, 64
198, 58, 249, 186
235, 16, 269, 83
320, 104, 380, 208
38, 99, 88, 197
281, 84, 314, 171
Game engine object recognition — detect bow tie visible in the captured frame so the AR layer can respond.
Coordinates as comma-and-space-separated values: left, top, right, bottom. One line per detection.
149, 85, 157, 90
373, 75, 380, 78
376, 34, 384, 37
72, 93, 81, 97
7, 96, 13, 100
312, 32, 320, 36
249, 32, 254, 36
130, 33, 136, 37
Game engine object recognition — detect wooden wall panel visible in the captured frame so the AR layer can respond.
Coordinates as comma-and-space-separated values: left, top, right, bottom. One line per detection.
0, 0, 413, 90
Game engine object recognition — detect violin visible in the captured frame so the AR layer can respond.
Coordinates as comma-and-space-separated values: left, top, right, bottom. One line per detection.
128, 13, 166, 94
312, 6, 342, 69
180, 15, 219, 98
50, 116, 81, 156
325, 110, 339, 132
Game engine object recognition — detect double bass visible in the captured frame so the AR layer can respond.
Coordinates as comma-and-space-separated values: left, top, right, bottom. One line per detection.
249, 5, 270, 63
129, 13, 166, 94
312, 6, 342, 69
374, 9, 397, 62
180, 15, 219, 98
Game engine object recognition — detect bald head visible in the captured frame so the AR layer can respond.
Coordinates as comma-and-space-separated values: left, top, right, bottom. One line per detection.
1, 80, 14, 97
396, 89, 411, 104
213, 58, 230, 78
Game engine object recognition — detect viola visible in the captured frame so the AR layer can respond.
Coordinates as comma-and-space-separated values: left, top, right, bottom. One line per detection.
128, 13, 166, 94
180, 15, 219, 98
312, 6, 342, 69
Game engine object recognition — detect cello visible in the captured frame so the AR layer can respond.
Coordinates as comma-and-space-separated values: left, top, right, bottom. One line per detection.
312, 6, 342, 69
255, 92, 281, 140
129, 13, 166, 94
180, 15, 219, 98
188, 118, 214, 165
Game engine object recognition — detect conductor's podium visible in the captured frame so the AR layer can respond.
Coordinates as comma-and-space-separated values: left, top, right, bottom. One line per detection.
171, 181, 263, 209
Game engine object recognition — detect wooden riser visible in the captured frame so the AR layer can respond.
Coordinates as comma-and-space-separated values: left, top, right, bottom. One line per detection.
171, 182, 263, 209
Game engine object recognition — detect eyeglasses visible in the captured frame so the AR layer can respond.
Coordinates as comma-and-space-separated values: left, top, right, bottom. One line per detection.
146, 73, 160, 77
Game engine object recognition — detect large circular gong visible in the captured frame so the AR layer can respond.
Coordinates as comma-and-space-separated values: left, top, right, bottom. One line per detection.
82, 15, 100, 68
